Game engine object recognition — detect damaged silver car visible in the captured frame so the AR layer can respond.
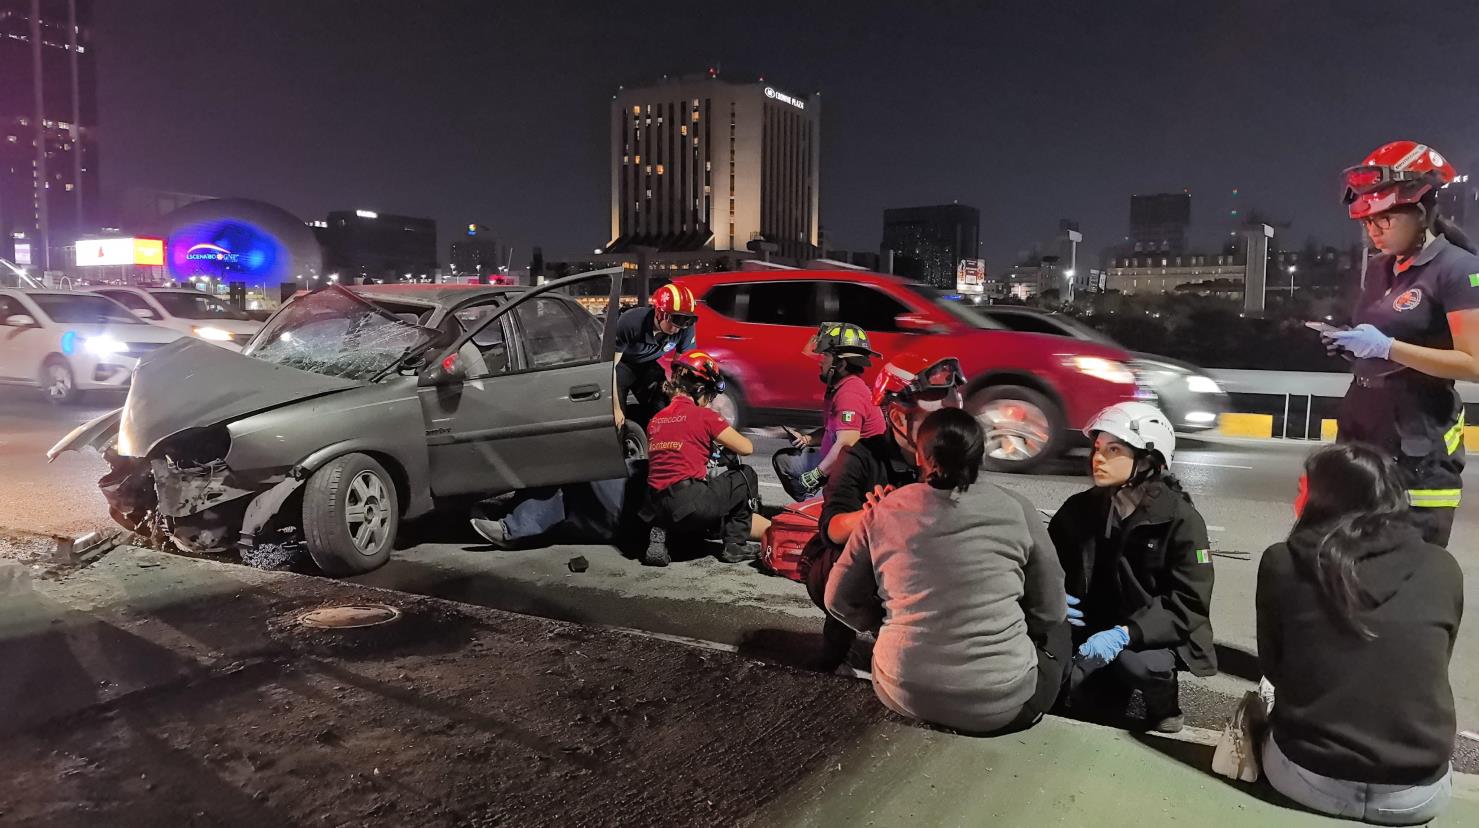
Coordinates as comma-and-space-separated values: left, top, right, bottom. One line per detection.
49, 270, 633, 575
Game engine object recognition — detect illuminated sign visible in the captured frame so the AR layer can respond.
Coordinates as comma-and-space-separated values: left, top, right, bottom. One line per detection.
355, 209, 378, 219
169, 221, 282, 280
13, 243, 30, 265
763, 86, 806, 110
76, 237, 166, 267
185, 243, 241, 264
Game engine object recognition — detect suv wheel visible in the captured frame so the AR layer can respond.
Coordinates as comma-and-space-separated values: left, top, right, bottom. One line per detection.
302, 453, 398, 576
42, 357, 79, 405
970, 385, 1065, 474
711, 377, 747, 430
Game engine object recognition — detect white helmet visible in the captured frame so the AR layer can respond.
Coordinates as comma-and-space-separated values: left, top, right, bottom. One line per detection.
1084, 402, 1176, 467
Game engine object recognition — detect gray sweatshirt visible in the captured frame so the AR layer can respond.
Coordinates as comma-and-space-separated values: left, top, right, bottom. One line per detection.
825, 481, 1068, 733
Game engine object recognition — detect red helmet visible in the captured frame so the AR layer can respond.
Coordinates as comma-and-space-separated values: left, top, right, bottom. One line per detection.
1343, 141, 1458, 219
872, 353, 965, 410
673, 350, 723, 386
651, 283, 698, 321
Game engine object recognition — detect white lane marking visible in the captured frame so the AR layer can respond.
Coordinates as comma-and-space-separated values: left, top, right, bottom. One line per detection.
1207, 526, 1226, 532
1173, 460, 1254, 470
760, 482, 785, 490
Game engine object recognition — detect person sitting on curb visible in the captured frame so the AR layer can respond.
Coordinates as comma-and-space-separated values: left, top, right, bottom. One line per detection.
639, 351, 766, 567
1048, 402, 1216, 734
773, 322, 886, 502
801, 352, 966, 671
826, 407, 1072, 735
1257, 442, 1462, 826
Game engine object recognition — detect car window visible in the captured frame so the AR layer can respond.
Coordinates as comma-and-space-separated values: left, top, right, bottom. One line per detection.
515, 297, 600, 369
744, 281, 821, 327
829, 283, 910, 332
453, 306, 512, 376
29, 294, 144, 325
99, 290, 153, 313
983, 312, 1071, 337
703, 284, 744, 319
151, 291, 250, 321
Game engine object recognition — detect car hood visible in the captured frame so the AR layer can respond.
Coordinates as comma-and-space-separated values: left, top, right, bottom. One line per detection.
115, 338, 362, 457
54, 322, 185, 342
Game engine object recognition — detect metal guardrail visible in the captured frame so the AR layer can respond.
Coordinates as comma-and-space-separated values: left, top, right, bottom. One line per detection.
1208, 369, 1479, 404
1207, 369, 1479, 441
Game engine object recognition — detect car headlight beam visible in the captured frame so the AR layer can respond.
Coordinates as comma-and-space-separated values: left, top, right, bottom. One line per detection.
193, 326, 235, 342
1065, 355, 1136, 385
1185, 375, 1222, 394
83, 334, 128, 357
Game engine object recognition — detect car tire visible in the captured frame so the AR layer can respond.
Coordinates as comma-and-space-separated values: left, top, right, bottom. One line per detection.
41, 356, 80, 405
302, 453, 398, 576
711, 376, 748, 430
969, 384, 1066, 474
622, 420, 648, 460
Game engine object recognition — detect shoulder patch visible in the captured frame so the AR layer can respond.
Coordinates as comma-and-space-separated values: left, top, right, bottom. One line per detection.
1195, 549, 1212, 564
1393, 288, 1423, 312
1468, 273, 1479, 288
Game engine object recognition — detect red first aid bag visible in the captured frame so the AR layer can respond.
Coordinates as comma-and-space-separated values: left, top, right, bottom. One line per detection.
760, 497, 824, 581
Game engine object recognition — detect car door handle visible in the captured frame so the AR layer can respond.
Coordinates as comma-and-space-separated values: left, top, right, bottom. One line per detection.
569, 384, 603, 401
717, 334, 747, 341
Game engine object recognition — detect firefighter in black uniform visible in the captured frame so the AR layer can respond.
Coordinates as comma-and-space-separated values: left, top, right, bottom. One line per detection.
1324, 141, 1479, 548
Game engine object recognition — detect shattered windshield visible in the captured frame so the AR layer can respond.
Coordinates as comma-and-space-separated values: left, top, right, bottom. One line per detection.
243, 286, 439, 381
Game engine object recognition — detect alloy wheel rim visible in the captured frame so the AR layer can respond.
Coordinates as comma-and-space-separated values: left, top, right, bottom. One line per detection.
47, 365, 72, 400
977, 399, 1051, 461
344, 470, 390, 556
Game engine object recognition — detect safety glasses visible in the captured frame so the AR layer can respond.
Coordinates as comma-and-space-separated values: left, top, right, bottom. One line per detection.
668, 312, 698, 328
919, 358, 966, 391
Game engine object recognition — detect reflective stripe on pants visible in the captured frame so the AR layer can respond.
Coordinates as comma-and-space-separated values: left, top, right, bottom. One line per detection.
1408, 488, 1462, 508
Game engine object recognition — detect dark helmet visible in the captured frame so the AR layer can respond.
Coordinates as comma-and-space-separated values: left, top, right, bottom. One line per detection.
808, 322, 881, 359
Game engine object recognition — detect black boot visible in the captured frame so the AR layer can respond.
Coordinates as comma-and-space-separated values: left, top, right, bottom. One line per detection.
642, 526, 670, 567
1143, 674, 1184, 734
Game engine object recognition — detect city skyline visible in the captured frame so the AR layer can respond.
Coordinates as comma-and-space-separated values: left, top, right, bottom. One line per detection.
84, 0, 1479, 272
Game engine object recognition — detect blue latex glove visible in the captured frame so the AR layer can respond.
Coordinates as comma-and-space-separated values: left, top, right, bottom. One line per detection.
1065, 595, 1085, 627
800, 467, 824, 490
1325, 324, 1394, 360
1077, 626, 1130, 673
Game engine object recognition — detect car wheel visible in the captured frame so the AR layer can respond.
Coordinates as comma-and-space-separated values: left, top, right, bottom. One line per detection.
711, 376, 747, 430
302, 453, 398, 576
42, 357, 80, 405
622, 420, 648, 460
969, 385, 1065, 474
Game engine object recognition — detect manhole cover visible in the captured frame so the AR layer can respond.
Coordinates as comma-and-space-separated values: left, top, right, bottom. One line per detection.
298, 604, 402, 630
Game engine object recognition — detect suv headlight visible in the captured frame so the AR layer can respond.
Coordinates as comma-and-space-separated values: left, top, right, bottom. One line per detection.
84, 334, 128, 357
1186, 375, 1222, 394
193, 326, 235, 342
1065, 355, 1136, 385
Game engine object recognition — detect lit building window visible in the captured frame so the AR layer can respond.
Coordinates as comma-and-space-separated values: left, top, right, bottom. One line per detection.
692, 111, 700, 121
65, 183, 73, 191
633, 155, 640, 164
631, 106, 640, 115
655, 164, 665, 175
680, 125, 688, 136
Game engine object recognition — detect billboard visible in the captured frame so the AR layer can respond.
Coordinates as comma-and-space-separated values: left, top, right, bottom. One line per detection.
156, 199, 323, 288
956, 258, 987, 295
76, 238, 166, 267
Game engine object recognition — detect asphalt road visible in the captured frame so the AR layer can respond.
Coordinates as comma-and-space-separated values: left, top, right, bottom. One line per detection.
4, 390, 1477, 734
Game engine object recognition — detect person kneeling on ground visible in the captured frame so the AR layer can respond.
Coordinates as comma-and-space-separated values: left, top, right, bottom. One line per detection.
825, 408, 1072, 734
640, 350, 765, 567
1048, 402, 1216, 734
1256, 443, 1462, 826
773, 322, 885, 502
801, 352, 966, 671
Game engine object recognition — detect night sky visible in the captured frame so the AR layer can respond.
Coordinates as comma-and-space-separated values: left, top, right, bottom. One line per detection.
95, 0, 1479, 271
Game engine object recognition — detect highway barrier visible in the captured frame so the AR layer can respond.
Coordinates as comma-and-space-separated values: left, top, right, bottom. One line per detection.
1206, 369, 1479, 442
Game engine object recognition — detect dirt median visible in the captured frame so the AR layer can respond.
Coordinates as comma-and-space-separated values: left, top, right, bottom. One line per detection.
0, 570, 886, 827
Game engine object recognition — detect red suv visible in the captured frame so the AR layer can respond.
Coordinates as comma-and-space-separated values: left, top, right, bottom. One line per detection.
674, 269, 1143, 472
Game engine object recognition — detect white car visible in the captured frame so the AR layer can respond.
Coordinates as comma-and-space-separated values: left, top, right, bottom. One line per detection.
0, 289, 187, 404
87, 286, 262, 350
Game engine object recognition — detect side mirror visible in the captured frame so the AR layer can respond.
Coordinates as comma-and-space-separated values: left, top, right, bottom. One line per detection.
3, 314, 38, 328
895, 312, 942, 334
420, 352, 467, 387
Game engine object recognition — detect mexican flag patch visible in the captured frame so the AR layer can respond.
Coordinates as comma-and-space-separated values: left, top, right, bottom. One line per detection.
1469, 273, 1479, 288
1195, 549, 1212, 564
841, 411, 856, 424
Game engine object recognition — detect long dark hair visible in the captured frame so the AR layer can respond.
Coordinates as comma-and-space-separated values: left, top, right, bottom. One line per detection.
1291, 443, 1409, 640
918, 408, 984, 493
1420, 192, 1478, 253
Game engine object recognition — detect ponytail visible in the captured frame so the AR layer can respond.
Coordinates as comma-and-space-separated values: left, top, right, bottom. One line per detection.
1435, 215, 1477, 254
917, 408, 984, 493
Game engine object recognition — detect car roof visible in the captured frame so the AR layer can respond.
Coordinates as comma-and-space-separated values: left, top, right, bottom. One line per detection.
4, 289, 104, 298
675, 269, 913, 288
348, 284, 519, 307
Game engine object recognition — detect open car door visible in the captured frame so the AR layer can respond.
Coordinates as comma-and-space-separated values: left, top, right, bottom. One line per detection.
418, 269, 629, 496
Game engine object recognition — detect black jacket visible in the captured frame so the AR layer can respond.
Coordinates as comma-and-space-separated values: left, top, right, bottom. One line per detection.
1048, 480, 1217, 676
801, 435, 918, 606
1257, 522, 1462, 785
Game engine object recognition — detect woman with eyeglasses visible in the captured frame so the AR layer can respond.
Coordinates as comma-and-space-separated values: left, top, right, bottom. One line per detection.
1321, 141, 1479, 547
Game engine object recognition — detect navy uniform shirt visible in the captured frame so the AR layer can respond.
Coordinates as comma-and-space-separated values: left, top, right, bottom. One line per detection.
614, 306, 696, 365
1340, 234, 1479, 487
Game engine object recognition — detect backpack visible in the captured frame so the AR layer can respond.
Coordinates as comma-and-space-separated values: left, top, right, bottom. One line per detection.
760, 497, 825, 581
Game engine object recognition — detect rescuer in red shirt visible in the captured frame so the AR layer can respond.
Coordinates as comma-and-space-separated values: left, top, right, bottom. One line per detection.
640, 351, 765, 567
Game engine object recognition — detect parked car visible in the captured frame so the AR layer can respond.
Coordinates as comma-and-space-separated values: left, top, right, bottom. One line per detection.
86, 286, 263, 350
672, 270, 1144, 472
50, 275, 635, 576
974, 305, 1229, 432
0, 288, 187, 404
